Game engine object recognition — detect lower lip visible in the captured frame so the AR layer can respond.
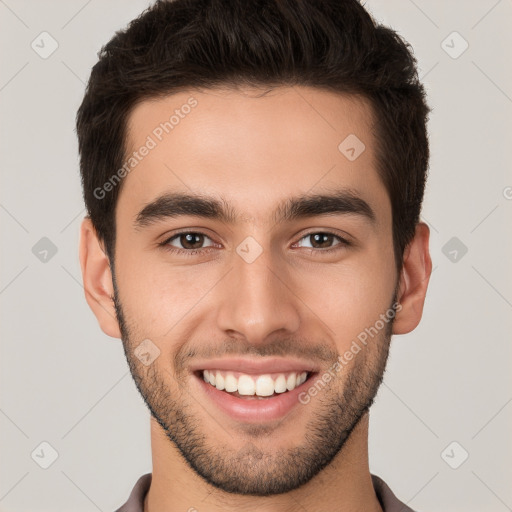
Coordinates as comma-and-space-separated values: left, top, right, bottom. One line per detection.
194, 372, 317, 423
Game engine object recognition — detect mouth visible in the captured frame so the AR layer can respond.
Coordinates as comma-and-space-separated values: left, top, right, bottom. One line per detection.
191, 362, 319, 423
194, 369, 315, 399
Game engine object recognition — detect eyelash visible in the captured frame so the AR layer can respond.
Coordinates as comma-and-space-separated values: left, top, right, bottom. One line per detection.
158, 230, 351, 256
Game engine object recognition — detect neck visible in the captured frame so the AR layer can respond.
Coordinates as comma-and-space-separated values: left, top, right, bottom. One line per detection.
144, 413, 382, 512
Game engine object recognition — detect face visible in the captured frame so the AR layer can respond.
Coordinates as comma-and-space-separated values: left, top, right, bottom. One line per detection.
110, 86, 399, 495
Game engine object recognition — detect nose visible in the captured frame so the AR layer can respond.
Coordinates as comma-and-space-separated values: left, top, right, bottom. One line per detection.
215, 246, 301, 345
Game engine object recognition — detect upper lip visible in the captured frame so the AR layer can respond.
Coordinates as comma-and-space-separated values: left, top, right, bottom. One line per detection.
189, 357, 320, 375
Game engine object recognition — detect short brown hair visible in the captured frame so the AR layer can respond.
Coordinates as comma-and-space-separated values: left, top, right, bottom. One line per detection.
76, 0, 430, 272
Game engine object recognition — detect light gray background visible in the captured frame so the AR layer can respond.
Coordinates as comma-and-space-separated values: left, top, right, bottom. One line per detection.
1, 1, 511, 511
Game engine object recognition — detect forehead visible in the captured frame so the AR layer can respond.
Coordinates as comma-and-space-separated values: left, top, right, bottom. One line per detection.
119, 86, 388, 224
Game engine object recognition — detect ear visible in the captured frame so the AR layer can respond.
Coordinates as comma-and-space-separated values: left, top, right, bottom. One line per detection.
79, 217, 121, 339
392, 222, 432, 335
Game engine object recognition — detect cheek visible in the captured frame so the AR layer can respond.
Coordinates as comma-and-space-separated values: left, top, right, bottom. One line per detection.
305, 249, 396, 347
115, 251, 223, 336
114, 223, 396, 343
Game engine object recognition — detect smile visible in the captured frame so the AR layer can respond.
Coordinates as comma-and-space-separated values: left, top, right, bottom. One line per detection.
202, 369, 310, 398
191, 358, 320, 423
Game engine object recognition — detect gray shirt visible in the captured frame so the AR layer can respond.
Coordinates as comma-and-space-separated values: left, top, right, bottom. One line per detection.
115, 473, 417, 512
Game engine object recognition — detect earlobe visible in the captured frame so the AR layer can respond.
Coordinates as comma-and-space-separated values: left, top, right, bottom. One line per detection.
392, 222, 432, 335
79, 217, 121, 339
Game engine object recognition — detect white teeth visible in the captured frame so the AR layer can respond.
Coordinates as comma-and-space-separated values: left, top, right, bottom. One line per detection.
286, 373, 296, 391
274, 374, 287, 393
215, 371, 225, 391
224, 373, 238, 392
237, 375, 255, 395
202, 370, 309, 396
255, 375, 275, 396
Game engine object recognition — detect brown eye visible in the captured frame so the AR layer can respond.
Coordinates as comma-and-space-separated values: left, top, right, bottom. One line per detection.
166, 232, 214, 250
180, 233, 204, 249
297, 232, 346, 250
309, 233, 335, 248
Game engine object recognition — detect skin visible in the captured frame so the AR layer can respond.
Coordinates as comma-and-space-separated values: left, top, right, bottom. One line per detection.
79, 86, 432, 512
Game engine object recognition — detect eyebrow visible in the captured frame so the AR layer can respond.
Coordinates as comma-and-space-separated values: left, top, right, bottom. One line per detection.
134, 189, 377, 229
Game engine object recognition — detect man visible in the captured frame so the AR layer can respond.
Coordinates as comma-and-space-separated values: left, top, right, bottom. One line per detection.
77, 0, 432, 510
